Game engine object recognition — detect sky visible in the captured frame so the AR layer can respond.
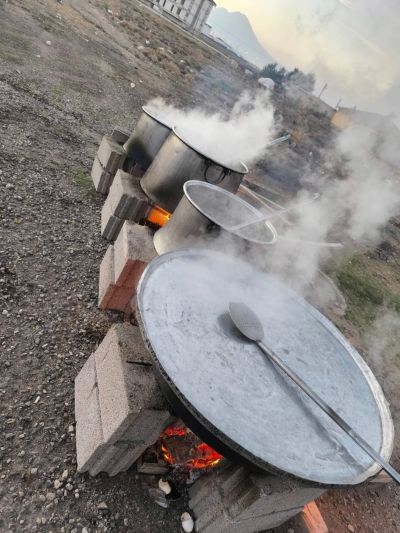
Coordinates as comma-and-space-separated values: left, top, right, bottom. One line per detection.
215, 0, 400, 116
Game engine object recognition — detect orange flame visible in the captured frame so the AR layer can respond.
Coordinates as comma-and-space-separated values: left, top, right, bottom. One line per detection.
146, 205, 171, 228
160, 425, 223, 470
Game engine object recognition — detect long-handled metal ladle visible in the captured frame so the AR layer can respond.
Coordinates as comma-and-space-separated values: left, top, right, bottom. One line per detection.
228, 301, 400, 484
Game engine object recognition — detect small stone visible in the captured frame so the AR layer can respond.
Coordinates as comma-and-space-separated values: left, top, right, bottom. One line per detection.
46, 40, 52, 46
2, 310, 9, 316
130, 82, 136, 89
54, 479, 62, 489
348, 526, 355, 532
66, 483, 73, 491
68, 425, 74, 433
97, 501, 108, 511
82, 528, 89, 533
5, 183, 14, 189
31, 468, 38, 475
181, 512, 194, 533
62, 469, 69, 479
46, 492, 56, 501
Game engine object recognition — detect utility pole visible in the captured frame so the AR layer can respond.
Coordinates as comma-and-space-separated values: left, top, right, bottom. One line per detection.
318, 83, 328, 99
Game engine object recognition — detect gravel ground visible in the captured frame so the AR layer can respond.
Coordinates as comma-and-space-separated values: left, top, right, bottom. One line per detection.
1, 1, 399, 532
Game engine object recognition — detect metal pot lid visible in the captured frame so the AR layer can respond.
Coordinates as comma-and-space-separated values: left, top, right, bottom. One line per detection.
142, 105, 173, 129
184, 181, 278, 245
137, 250, 394, 486
173, 127, 249, 175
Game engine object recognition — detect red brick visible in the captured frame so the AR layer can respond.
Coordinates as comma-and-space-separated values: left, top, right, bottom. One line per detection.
114, 222, 156, 289
99, 284, 134, 313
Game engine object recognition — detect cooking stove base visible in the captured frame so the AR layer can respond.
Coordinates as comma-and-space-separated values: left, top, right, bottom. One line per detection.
75, 321, 326, 532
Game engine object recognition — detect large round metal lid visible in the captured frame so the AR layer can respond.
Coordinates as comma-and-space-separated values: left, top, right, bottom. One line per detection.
137, 250, 394, 486
184, 181, 278, 245
142, 105, 173, 129
173, 127, 249, 175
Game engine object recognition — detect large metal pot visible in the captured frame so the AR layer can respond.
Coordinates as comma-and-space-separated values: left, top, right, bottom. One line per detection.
153, 180, 277, 255
140, 128, 248, 213
123, 106, 172, 170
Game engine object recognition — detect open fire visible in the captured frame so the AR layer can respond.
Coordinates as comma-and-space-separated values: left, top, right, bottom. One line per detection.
145, 204, 172, 228
160, 423, 223, 470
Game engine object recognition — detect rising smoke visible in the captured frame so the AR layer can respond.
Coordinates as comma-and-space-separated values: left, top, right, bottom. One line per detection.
265, 122, 400, 294
147, 93, 400, 303
147, 90, 276, 168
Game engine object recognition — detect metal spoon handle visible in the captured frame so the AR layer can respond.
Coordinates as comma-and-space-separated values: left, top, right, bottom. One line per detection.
258, 341, 400, 485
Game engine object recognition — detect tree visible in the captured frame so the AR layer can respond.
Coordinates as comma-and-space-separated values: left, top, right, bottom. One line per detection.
286, 68, 316, 92
260, 63, 287, 85
260, 63, 316, 92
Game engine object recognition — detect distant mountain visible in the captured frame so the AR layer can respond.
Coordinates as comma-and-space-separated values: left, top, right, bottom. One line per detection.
207, 7, 275, 69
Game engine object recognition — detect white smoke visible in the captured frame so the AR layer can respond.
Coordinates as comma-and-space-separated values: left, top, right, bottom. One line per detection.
146, 93, 400, 306
147, 90, 276, 168
364, 310, 400, 374
264, 123, 400, 292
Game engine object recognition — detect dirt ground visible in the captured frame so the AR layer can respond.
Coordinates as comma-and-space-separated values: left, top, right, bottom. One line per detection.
0, 1, 399, 532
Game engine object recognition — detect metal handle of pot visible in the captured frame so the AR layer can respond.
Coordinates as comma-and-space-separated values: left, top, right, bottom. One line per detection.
203, 160, 230, 185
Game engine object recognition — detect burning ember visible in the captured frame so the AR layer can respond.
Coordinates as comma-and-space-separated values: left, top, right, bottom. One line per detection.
146, 205, 171, 228
160, 424, 223, 470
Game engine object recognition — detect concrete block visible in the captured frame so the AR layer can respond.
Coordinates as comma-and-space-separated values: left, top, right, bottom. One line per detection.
114, 222, 156, 288
75, 324, 170, 477
105, 170, 150, 221
88, 442, 129, 477
95, 323, 169, 444
97, 135, 126, 174
95, 322, 153, 366
101, 199, 124, 243
75, 385, 106, 473
111, 126, 130, 145
201, 507, 303, 533
237, 474, 324, 520
74, 353, 97, 422
190, 462, 325, 533
98, 245, 115, 306
91, 155, 113, 194
107, 443, 145, 477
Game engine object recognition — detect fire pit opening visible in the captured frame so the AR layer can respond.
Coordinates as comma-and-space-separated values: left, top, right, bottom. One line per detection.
139, 419, 224, 479
144, 204, 172, 229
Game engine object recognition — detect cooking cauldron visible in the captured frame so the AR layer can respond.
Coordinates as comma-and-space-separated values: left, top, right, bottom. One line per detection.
140, 128, 248, 213
123, 106, 172, 170
153, 181, 277, 255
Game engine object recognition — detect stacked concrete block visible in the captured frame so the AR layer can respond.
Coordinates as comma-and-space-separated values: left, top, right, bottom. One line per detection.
75, 323, 171, 476
91, 135, 126, 194
91, 156, 114, 195
111, 126, 130, 146
101, 170, 150, 242
98, 222, 156, 313
189, 461, 325, 533
101, 197, 125, 243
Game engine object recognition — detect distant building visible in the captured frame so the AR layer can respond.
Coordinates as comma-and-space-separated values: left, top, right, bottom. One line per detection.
151, 0, 216, 33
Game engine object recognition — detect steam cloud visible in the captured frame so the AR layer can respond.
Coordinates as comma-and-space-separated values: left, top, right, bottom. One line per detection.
147, 90, 276, 168
266, 123, 400, 293
364, 310, 400, 374
146, 93, 400, 308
